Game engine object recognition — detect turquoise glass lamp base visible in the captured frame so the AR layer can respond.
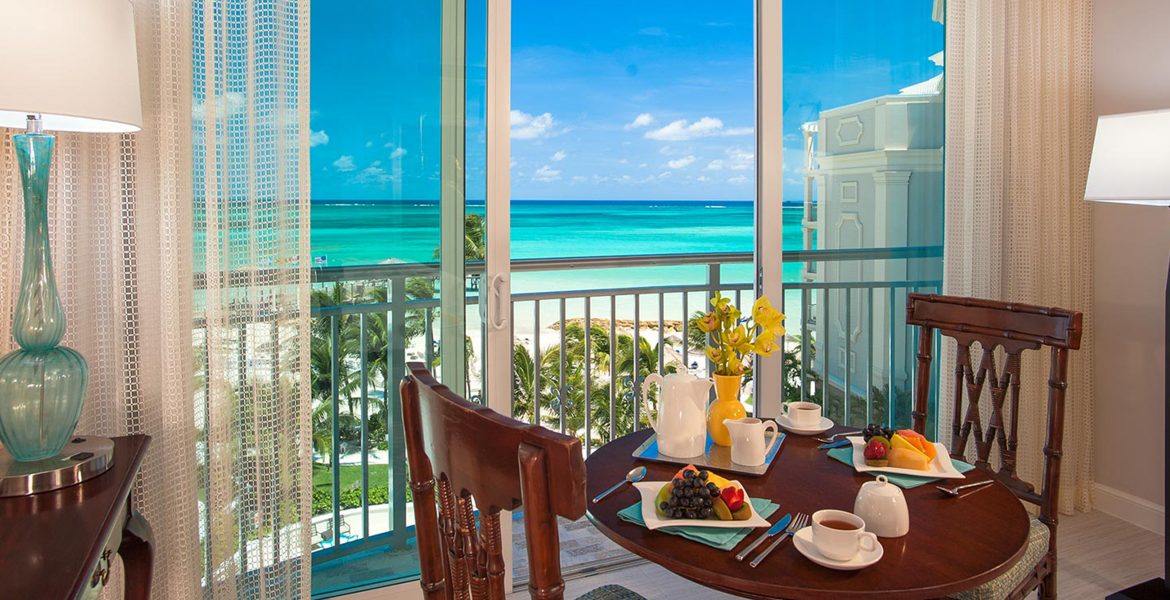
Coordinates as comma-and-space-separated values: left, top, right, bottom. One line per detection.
0, 131, 89, 462
0, 348, 87, 461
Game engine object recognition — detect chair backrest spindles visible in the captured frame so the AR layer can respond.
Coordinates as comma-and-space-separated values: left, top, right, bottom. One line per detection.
906, 294, 1082, 530
401, 362, 586, 600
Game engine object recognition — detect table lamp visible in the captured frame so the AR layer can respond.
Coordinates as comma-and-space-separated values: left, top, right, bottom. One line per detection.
0, 0, 141, 495
1087, 108, 1170, 600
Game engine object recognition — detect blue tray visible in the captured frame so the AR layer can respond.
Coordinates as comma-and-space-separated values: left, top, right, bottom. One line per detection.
631, 431, 785, 477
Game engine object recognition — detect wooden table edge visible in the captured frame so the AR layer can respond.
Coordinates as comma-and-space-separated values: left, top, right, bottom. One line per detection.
66, 434, 152, 598
584, 429, 1031, 600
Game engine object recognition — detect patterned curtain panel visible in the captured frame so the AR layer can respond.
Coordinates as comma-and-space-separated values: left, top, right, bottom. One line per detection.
193, 0, 313, 597
0, 0, 202, 598
943, 0, 1095, 514
0, 1, 311, 598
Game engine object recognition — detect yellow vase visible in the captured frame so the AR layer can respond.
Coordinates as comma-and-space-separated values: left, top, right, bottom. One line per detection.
708, 373, 747, 446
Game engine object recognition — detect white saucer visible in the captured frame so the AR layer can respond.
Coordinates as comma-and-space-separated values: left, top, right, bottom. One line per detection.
776, 414, 833, 435
792, 526, 883, 571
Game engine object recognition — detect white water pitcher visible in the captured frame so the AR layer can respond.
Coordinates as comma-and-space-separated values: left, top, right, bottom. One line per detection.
641, 372, 711, 458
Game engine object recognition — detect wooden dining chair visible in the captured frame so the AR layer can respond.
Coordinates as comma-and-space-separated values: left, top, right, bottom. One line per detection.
401, 362, 645, 600
906, 294, 1082, 600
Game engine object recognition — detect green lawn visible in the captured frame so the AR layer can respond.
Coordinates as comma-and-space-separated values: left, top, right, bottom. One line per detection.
313, 462, 390, 493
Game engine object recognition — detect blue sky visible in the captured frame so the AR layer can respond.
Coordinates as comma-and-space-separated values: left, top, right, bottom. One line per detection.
310, 1, 942, 202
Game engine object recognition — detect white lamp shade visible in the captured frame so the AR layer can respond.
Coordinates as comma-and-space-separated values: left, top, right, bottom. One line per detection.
1085, 109, 1170, 206
0, 0, 142, 133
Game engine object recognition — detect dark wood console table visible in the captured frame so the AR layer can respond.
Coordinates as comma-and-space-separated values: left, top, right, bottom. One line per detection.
0, 434, 153, 600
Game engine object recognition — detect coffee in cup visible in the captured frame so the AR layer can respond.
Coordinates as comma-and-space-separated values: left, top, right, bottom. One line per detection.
782, 401, 822, 428
811, 509, 878, 562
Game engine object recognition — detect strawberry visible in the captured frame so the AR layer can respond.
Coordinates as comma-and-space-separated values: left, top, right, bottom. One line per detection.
864, 438, 888, 460
719, 486, 745, 512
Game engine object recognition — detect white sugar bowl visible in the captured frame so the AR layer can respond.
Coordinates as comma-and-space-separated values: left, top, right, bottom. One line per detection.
853, 475, 909, 538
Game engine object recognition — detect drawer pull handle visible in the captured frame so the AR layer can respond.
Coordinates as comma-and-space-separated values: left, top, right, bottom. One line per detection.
90, 548, 113, 588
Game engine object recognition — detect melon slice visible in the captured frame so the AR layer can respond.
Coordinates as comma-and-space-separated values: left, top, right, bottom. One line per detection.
896, 429, 938, 460
890, 433, 929, 459
887, 447, 931, 471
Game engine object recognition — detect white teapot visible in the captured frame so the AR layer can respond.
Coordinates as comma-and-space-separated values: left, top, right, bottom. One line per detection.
853, 474, 909, 537
641, 372, 711, 458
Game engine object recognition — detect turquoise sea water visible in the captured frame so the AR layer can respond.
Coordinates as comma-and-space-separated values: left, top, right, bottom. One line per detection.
311, 200, 806, 292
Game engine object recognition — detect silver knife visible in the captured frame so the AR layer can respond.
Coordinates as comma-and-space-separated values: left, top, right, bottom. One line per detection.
734, 513, 791, 561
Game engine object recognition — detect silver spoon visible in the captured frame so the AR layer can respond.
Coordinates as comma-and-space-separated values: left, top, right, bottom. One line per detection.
593, 466, 647, 503
936, 479, 994, 497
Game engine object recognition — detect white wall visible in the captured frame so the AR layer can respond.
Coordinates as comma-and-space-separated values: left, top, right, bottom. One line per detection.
1092, 0, 1170, 531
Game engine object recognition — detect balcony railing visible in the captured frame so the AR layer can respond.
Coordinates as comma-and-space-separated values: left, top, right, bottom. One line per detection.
302, 245, 943, 586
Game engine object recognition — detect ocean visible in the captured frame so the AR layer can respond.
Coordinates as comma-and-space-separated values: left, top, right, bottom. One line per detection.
311, 200, 808, 294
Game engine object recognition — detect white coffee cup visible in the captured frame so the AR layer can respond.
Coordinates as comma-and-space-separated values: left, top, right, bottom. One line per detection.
782, 401, 822, 428
811, 509, 879, 562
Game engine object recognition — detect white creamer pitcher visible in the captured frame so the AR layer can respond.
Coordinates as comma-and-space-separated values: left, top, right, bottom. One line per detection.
722, 417, 779, 466
642, 372, 711, 458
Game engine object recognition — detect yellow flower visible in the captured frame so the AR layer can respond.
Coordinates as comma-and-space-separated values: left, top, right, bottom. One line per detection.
754, 338, 779, 357
710, 292, 731, 312
696, 312, 719, 333
705, 346, 723, 363
751, 296, 774, 321
727, 325, 748, 348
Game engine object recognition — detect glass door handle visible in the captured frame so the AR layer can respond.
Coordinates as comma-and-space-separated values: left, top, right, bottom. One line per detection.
488, 273, 508, 330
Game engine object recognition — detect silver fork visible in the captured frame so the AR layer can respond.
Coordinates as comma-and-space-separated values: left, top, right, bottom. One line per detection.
814, 430, 862, 444
749, 512, 809, 568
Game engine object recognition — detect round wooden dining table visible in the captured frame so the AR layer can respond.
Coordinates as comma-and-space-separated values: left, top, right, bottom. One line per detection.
585, 427, 1032, 600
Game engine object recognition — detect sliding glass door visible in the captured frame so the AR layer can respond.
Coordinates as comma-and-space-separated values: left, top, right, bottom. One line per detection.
307, 0, 510, 596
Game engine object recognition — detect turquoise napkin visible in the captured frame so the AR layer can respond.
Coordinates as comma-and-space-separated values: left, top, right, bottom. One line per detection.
828, 447, 975, 488
617, 497, 779, 550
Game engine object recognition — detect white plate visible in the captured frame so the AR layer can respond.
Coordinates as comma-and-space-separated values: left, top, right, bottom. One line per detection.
848, 436, 965, 480
792, 526, 883, 571
776, 414, 833, 435
634, 480, 771, 531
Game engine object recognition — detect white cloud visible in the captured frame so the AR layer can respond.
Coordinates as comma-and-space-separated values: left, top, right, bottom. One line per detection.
389, 147, 407, 159
571, 175, 587, 183
532, 164, 561, 182
510, 158, 517, 169
639, 26, 668, 37
333, 155, 356, 172
726, 147, 755, 171
667, 155, 696, 169
550, 150, 567, 162
309, 130, 329, 147
617, 158, 629, 164
384, 142, 395, 148
727, 175, 749, 184
353, 162, 396, 184
697, 175, 712, 182
705, 160, 724, 171
624, 113, 655, 130
511, 110, 557, 140
658, 145, 674, 156
639, 162, 649, 168
365, 141, 374, 148
645, 116, 753, 141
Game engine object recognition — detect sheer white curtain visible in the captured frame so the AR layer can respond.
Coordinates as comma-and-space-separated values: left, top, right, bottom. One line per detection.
0, 1, 312, 598
944, 0, 1095, 514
